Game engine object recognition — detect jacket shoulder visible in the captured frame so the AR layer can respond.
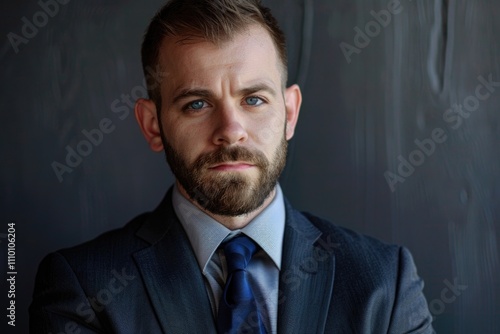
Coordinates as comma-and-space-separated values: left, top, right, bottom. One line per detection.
61, 212, 152, 257
294, 210, 433, 333
295, 210, 404, 283
298, 210, 399, 255
37, 211, 156, 286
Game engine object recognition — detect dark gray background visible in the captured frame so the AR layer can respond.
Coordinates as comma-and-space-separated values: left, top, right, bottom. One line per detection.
1, 0, 499, 333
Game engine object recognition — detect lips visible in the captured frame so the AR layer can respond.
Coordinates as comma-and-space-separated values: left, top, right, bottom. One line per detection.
209, 162, 255, 171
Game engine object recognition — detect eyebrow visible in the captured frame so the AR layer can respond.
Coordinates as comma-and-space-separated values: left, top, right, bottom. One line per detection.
171, 83, 278, 105
240, 83, 277, 99
172, 89, 212, 104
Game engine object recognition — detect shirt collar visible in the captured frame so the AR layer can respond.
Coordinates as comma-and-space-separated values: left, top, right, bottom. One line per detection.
172, 184, 285, 273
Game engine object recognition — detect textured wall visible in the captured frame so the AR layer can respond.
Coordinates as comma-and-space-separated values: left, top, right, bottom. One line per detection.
1, 0, 499, 333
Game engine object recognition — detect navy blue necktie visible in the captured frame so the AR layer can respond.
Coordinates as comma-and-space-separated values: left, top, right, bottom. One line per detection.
217, 235, 266, 334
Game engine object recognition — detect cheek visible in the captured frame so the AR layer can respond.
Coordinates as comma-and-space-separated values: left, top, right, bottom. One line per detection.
252, 112, 286, 150
161, 112, 187, 144
163, 120, 207, 161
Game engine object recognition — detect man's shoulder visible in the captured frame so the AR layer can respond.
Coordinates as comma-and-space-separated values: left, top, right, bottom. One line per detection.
39, 211, 158, 277
65, 212, 151, 253
50, 189, 176, 263
292, 207, 398, 251
291, 208, 406, 276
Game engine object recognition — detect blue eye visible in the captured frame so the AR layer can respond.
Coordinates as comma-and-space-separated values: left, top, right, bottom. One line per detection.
189, 100, 205, 110
184, 100, 206, 110
245, 97, 264, 106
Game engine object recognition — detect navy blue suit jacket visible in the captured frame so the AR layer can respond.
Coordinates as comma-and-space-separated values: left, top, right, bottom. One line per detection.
30, 189, 433, 333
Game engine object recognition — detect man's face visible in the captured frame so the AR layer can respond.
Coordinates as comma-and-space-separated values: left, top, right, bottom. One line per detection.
139, 25, 300, 216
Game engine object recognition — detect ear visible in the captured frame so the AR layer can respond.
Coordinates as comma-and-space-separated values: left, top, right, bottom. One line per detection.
284, 84, 302, 140
134, 98, 164, 152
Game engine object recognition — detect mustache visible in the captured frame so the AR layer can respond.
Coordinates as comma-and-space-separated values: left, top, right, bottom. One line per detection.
193, 146, 268, 170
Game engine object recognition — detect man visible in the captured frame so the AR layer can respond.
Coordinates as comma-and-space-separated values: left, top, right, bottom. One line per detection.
30, 0, 434, 333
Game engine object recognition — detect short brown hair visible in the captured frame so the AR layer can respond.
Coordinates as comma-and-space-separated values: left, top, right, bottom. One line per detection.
141, 0, 288, 109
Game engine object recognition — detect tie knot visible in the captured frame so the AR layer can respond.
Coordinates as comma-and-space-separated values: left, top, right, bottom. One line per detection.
222, 235, 258, 273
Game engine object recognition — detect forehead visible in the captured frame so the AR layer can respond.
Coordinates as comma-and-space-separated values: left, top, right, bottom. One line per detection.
157, 25, 283, 91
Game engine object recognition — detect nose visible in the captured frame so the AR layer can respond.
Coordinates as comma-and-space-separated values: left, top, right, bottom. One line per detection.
212, 105, 248, 146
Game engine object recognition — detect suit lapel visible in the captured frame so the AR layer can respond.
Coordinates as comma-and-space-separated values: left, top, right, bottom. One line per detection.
133, 191, 217, 333
278, 203, 336, 333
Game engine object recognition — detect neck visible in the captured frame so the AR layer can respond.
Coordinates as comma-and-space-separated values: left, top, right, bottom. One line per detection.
176, 181, 276, 230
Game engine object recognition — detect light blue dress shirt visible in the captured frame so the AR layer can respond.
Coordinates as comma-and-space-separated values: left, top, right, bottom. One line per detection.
172, 184, 286, 334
